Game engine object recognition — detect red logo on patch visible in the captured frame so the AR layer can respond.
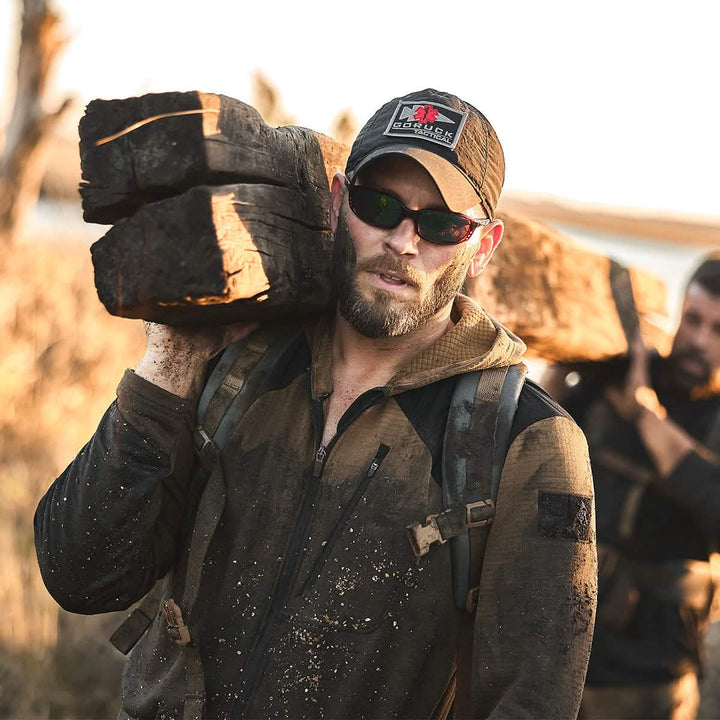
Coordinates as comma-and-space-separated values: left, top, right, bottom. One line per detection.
413, 105, 439, 123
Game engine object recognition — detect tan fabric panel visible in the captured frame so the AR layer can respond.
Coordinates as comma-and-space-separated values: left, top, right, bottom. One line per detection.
459, 415, 597, 718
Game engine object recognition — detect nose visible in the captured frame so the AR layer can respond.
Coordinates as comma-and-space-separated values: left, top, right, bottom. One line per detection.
382, 217, 420, 257
691, 324, 712, 354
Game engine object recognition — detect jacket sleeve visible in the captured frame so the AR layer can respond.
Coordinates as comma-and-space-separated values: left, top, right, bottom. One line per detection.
471, 415, 597, 719
657, 449, 720, 541
34, 369, 198, 614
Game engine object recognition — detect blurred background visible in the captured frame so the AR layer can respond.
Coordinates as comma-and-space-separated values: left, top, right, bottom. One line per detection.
1, 0, 719, 716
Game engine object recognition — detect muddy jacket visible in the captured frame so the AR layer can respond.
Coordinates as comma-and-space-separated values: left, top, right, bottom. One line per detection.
561, 355, 720, 686
35, 296, 596, 719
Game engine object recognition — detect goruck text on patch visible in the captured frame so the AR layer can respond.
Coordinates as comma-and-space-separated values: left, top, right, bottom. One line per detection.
384, 100, 468, 150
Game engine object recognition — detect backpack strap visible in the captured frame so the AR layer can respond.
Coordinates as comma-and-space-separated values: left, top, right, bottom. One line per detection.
609, 260, 640, 345
458, 364, 526, 612
108, 577, 168, 655
192, 330, 295, 471
181, 328, 302, 611
109, 329, 299, 662
406, 363, 526, 613
167, 328, 301, 720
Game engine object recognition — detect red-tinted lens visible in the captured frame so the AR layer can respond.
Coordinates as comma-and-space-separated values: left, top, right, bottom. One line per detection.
417, 210, 474, 245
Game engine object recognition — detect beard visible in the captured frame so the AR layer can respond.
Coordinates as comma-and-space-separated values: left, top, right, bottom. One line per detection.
332, 210, 473, 338
667, 347, 713, 391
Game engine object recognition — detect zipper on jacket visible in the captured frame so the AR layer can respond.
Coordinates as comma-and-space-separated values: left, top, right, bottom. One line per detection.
233, 387, 389, 717
300, 443, 390, 596
313, 445, 327, 477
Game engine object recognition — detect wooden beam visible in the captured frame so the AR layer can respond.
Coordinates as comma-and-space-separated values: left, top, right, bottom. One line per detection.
470, 213, 669, 361
79, 92, 345, 224
81, 91, 669, 361
91, 184, 334, 324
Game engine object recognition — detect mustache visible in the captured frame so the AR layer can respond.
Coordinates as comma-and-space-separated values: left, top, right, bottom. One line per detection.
355, 254, 422, 288
672, 348, 711, 375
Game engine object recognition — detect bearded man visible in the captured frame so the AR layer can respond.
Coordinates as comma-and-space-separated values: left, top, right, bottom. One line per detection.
35, 89, 596, 719
544, 255, 720, 719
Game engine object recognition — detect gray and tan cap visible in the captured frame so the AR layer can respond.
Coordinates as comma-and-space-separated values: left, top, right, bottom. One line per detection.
346, 88, 505, 218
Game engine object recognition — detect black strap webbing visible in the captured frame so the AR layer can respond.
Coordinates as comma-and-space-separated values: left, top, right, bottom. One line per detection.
609, 260, 640, 346
109, 330, 299, 662
108, 578, 166, 655
112, 329, 300, 719
442, 364, 526, 612
491, 364, 527, 500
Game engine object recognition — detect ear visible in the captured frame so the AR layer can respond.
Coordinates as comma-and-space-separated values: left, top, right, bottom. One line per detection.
330, 173, 347, 234
467, 219, 504, 278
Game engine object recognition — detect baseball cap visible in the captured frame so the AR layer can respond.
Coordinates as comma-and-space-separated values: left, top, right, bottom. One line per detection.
345, 89, 505, 218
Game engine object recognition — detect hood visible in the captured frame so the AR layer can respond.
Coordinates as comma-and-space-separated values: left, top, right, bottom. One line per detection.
308, 294, 526, 398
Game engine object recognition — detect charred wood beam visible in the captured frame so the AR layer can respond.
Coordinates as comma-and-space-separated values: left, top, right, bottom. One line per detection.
79, 92, 345, 225
470, 213, 669, 361
81, 91, 668, 361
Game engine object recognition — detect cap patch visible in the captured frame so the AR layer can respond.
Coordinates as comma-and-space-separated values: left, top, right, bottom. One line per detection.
384, 100, 468, 150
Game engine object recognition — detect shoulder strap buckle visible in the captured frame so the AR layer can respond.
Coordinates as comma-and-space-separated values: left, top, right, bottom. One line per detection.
163, 598, 192, 646
192, 425, 218, 471
407, 502, 494, 558
406, 515, 445, 557
194, 426, 213, 452
465, 586, 481, 614
466, 499, 495, 528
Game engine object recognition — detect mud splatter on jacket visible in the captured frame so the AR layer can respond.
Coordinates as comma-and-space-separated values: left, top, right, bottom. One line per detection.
35, 295, 597, 719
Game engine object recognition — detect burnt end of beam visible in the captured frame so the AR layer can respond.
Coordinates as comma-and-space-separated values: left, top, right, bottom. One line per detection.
90, 184, 335, 325
79, 91, 348, 225
79, 91, 208, 223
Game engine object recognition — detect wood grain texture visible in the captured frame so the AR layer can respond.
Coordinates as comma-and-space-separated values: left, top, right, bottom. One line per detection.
79, 92, 345, 224
91, 184, 335, 324
470, 213, 668, 361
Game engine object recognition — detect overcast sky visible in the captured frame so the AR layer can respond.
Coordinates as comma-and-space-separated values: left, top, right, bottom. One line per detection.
1, 0, 719, 218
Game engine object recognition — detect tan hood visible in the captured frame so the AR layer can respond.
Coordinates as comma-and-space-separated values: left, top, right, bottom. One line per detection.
308, 294, 526, 398
388, 294, 526, 393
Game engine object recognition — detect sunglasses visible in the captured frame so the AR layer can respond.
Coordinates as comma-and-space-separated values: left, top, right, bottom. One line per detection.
346, 180, 490, 246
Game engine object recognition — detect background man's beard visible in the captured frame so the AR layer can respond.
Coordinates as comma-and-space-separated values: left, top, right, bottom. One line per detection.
333, 213, 472, 338
668, 348, 713, 390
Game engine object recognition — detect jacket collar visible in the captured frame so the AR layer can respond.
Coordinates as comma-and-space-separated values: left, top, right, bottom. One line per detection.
307, 295, 526, 400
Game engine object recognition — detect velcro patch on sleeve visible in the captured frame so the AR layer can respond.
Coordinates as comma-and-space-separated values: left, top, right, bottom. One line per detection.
537, 492, 593, 543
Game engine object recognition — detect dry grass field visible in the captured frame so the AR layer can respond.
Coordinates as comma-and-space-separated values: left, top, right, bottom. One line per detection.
2, 227, 720, 717
0, 233, 143, 717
